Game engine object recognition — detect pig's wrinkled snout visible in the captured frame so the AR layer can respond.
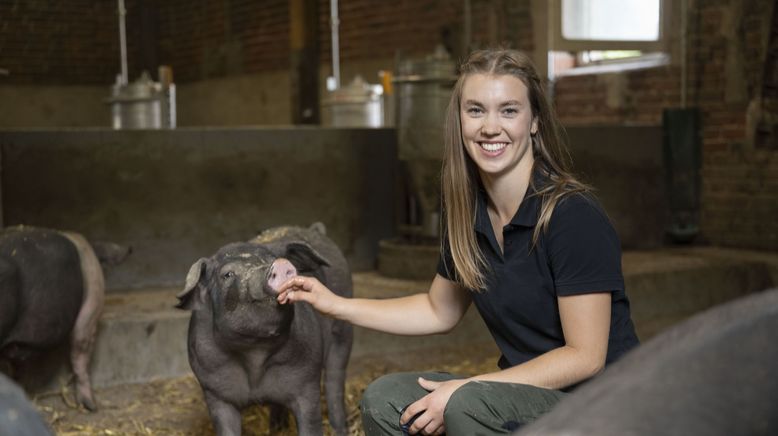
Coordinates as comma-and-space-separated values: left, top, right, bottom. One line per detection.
267, 258, 297, 294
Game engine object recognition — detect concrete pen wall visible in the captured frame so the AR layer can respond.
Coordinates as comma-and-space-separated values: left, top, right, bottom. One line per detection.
0, 127, 398, 291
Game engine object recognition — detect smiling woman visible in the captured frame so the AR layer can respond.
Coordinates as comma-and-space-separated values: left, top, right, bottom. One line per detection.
277, 48, 640, 436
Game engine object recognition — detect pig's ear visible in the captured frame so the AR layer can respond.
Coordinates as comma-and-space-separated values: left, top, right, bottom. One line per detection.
285, 242, 330, 274
176, 258, 208, 311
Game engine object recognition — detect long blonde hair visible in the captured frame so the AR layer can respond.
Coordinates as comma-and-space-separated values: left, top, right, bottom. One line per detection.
441, 49, 590, 291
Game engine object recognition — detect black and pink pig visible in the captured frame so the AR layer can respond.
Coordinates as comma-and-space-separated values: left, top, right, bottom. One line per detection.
176, 223, 353, 436
0, 225, 105, 411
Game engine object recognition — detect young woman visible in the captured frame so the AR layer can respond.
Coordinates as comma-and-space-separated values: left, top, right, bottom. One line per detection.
277, 48, 639, 435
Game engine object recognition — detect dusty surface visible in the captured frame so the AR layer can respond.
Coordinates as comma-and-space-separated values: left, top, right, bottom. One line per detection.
34, 343, 501, 436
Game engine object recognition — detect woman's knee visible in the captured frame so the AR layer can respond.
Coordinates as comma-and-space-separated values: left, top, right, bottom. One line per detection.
360, 372, 427, 435
443, 381, 485, 420
443, 381, 566, 435
361, 372, 420, 410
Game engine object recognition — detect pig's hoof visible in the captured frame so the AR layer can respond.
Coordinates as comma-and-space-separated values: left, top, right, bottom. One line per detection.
76, 391, 98, 412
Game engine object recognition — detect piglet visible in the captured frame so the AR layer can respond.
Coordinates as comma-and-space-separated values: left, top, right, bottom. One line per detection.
177, 223, 353, 436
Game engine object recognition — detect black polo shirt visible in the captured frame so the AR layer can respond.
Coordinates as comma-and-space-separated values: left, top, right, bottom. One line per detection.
437, 183, 639, 370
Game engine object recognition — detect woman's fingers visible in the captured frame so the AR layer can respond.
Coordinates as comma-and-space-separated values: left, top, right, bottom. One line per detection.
417, 377, 440, 392
277, 277, 313, 304
280, 276, 311, 292
410, 412, 444, 436
276, 276, 341, 317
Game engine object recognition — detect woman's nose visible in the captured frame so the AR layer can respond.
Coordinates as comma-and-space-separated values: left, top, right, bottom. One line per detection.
481, 113, 500, 135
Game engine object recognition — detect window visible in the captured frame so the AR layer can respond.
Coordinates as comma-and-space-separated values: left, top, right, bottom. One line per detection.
552, 0, 666, 51
548, 0, 670, 77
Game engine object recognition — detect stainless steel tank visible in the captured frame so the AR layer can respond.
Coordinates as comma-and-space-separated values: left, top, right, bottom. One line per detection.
393, 46, 457, 238
322, 75, 384, 128
107, 70, 176, 129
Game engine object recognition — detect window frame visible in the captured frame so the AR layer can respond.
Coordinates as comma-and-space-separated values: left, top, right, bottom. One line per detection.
549, 0, 671, 52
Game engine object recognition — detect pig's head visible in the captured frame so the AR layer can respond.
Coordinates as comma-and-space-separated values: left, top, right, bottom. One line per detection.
175, 241, 329, 344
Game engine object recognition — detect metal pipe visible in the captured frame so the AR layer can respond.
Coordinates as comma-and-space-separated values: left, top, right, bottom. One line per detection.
680, 0, 687, 108
330, 0, 340, 88
464, 0, 471, 53
118, 0, 128, 85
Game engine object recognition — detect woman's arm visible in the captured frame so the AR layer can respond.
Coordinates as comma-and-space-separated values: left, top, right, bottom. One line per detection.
473, 291, 611, 388
276, 274, 472, 336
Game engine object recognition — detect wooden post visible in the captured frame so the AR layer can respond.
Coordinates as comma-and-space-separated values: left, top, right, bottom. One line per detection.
289, 0, 320, 124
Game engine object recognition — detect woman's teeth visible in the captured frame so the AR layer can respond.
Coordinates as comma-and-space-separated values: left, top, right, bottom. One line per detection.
479, 142, 508, 152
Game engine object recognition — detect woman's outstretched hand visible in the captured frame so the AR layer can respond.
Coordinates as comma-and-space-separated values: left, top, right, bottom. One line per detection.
276, 276, 341, 317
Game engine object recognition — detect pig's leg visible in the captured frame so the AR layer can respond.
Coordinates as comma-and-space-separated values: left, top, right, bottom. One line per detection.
61, 232, 105, 411
290, 380, 325, 435
324, 321, 352, 436
203, 391, 242, 436
0, 259, 19, 344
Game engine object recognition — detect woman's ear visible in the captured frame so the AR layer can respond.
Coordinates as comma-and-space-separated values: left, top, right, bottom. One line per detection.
531, 118, 538, 135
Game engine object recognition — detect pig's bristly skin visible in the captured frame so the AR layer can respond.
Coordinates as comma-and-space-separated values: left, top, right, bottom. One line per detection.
0, 226, 104, 412
177, 224, 353, 436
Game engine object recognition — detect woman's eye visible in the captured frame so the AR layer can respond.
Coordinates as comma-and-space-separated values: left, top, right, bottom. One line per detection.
466, 107, 483, 115
503, 107, 518, 116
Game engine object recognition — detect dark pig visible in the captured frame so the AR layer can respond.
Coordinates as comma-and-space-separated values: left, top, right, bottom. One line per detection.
517, 287, 778, 436
0, 372, 53, 436
176, 223, 353, 436
0, 226, 104, 411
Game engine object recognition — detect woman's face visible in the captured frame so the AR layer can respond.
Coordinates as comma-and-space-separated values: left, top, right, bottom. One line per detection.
460, 73, 537, 181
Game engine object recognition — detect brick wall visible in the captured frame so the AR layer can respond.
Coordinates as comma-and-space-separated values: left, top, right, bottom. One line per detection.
0, 0, 124, 84
1, 0, 533, 84
554, 70, 682, 125
695, 0, 777, 250
554, 0, 777, 251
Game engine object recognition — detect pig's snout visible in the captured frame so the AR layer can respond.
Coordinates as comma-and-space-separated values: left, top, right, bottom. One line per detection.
267, 258, 297, 294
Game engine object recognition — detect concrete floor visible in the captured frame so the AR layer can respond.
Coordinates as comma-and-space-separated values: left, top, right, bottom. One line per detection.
18, 246, 778, 396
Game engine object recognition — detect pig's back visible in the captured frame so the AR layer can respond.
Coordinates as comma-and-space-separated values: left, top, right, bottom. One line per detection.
0, 227, 83, 349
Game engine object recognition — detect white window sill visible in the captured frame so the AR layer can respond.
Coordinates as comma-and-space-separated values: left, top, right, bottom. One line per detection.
553, 53, 670, 78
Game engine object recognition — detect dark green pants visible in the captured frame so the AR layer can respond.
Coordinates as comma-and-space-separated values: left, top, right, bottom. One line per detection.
360, 372, 567, 436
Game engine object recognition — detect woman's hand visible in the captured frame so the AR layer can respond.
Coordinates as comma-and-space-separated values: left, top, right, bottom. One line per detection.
401, 377, 469, 435
276, 276, 341, 317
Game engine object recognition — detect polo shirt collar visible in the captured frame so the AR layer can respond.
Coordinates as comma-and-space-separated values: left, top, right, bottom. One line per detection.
474, 171, 544, 236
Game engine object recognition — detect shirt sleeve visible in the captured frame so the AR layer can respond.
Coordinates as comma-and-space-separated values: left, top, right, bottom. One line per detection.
547, 193, 625, 296
436, 232, 459, 282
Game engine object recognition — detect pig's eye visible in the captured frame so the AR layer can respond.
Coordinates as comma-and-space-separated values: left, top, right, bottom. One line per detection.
222, 271, 236, 280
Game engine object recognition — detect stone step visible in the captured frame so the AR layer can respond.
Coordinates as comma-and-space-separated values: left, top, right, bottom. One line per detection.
20, 247, 778, 394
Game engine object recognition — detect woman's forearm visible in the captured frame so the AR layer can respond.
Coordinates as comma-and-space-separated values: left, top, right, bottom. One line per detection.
470, 345, 605, 390
335, 293, 461, 336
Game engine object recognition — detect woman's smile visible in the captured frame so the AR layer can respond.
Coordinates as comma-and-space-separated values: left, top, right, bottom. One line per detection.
478, 141, 509, 154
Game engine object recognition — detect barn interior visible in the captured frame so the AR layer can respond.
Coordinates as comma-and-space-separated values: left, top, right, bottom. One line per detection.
0, 0, 777, 434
